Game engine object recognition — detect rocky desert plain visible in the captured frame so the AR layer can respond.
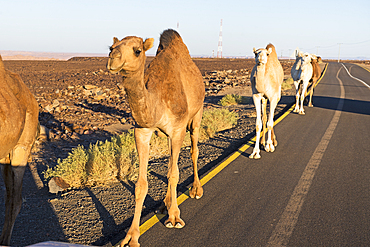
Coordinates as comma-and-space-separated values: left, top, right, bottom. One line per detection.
0, 55, 367, 246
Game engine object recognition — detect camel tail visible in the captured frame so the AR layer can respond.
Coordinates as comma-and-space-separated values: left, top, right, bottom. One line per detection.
156, 29, 183, 55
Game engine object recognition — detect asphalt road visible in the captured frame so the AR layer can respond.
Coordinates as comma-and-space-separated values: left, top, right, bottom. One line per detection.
136, 62, 370, 247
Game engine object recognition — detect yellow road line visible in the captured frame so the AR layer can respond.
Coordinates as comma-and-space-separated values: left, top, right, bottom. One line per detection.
356, 63, 370, 73
313, 63, 328, 88
136, 63, 328, 237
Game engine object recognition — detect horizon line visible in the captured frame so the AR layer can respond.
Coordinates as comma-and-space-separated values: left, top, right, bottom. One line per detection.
1, 50, 369, 61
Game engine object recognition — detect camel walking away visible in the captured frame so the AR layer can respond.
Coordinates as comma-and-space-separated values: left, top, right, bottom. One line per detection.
291, 51, 313, 115
307, 54, 322, 107
107, 29, 205, 247
249, 44, 284, 159
0, 55, 39, 245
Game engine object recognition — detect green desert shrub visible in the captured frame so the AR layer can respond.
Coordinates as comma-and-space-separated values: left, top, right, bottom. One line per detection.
200, 108, 239, 138
43, 108, 239, 188
43, 130, 138, 188
218, 94, 251, 106
43, 145, 88, 188
282, 77, 293, 90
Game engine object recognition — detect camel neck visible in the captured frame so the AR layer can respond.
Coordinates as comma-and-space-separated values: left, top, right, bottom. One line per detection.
122, 63, 156, 128
294, 59, 301, 70
254, 64, 267, 92
256, 64, 266, 80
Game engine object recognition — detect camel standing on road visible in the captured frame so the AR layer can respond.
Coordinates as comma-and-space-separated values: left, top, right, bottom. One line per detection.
291, 52, 313, 114
249, 44, 284, 159
308, 54, 322, 107
0, 55, 39, 245
107, 29, 205, 247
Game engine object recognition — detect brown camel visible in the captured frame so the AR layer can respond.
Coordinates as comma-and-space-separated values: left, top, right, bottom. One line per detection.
308, 54, 322, 107
249, 44, 283, 159
0, 55, 39, 245
107, 29, 205, 247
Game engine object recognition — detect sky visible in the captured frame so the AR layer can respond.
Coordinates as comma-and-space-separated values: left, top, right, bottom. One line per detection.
0, 0, 369, 59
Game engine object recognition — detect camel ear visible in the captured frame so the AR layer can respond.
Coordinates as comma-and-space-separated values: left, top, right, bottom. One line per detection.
113, 37, 120, 44
298, 51, 303, 57
267, 47, 272, 55
143, 38, 154, 52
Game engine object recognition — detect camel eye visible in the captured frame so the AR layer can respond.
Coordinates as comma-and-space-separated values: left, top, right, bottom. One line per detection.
134, 48, 142, 57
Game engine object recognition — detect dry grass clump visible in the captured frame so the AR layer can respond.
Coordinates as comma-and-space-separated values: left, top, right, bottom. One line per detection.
282, 77, 293, 90
218, 94, 251, 106
43, 130, 138, 187
200, 108, 238, 138
43, 108, 239, 188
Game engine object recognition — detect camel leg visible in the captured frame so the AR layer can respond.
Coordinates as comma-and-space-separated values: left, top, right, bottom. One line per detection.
0, 145, 28, 246
308, 83, 315, 107
157, 137, 171, 215
271, 127, 278, 146
265, 96, 279, 153
250, 94, 262, 159
189, 108, 203, 200
120, 128, 153, 247
260, 97, 267, 147
0, 109, 38, 246
165, 130, 186, 229
299, 81, 309, 115
293, 80, 300, 113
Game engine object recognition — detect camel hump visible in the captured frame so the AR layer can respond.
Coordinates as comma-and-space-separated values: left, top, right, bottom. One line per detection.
266, 43, 277, 56
0, 55, 6, 77
160, 29, 181, 48
0, 55, 4, 70
156, 29, 184, 55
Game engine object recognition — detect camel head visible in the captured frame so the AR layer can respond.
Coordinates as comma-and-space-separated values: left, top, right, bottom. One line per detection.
253, 47, 272, 66
295, 49, 301, 58
311, 54, 318, 63
300, 52, 312, 65
107, 36, 154, 74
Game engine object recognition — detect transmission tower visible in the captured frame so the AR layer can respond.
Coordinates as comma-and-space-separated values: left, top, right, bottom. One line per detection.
217, 19, 223, 58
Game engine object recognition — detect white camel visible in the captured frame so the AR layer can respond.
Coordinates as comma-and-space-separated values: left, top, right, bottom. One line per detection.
291, 51, 313, 115
249, 44, 284, 159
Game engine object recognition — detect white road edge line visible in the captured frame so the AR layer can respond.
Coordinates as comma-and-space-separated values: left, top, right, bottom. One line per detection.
266, 66, 345, 247
341, 63, 370, 89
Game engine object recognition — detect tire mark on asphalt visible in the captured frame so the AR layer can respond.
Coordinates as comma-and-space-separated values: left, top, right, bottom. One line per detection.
266, 66, 345, 247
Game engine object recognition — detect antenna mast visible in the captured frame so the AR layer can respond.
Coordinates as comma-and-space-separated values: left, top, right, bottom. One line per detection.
217, 19, 223, 58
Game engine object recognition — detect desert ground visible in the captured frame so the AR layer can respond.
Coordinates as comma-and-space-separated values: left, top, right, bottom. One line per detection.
0, 57, 365, 246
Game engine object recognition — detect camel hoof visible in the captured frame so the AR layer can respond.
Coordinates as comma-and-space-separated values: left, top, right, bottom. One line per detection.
165, 221, 185, 229
265, 145, 275, 153
189, 186, 203, 199
308, 104, 313, 107
120, 240, 140, 247
165, 222, 174, 228
249, 152, 261, 159
299, 111, 305, 115
175, 222, 184, 229
122, 244, 134, 247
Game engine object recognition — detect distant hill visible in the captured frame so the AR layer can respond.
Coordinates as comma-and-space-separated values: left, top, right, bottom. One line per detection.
0, 50, 106, 60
